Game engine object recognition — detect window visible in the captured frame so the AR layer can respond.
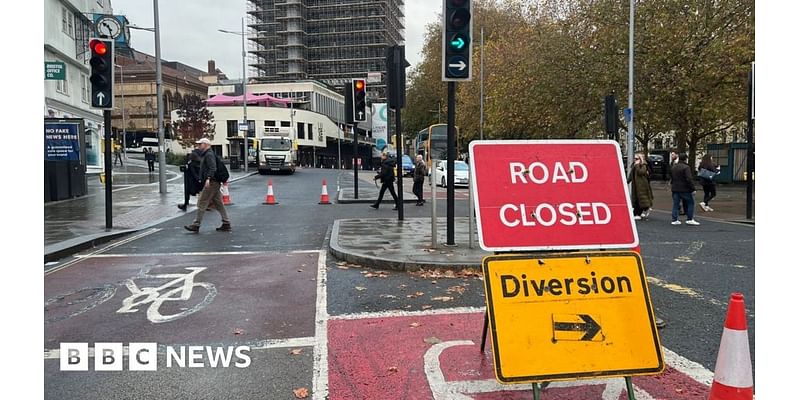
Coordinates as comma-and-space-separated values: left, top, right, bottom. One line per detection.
265, 120, 276, 127
297, 123, 305, 139
56, 75, 69, 95
227, 120, 239, 136
81, 74, 89, 103
62, 7, 74, 37
280, 121, 291, 127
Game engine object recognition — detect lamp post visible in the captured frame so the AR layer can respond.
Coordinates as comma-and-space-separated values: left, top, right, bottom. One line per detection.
219, 17, 249, 173
153, 0, 167, 193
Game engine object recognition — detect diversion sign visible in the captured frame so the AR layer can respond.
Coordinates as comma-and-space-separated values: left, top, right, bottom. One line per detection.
482, 252, 664, 383
45, 122, 81, 161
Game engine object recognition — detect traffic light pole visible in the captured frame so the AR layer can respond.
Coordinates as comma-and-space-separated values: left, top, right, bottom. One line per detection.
446, 82, 456, 246
746, 69, 754, 220
353, 122, 359, 199
395, 108, 404, 220
154, 0, 167, 194
104, 110, 113, 230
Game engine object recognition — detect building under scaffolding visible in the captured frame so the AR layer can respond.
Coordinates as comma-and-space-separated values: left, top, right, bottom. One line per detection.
246, 0, 405, 99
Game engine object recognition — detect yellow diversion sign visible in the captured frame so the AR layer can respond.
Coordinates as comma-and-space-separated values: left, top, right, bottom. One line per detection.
482, 251, 664, 383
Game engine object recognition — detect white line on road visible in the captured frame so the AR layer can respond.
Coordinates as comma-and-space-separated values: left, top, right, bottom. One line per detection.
45, 228, 162, 276
675, 240, 705, 262
312, 249, 329, 400
330, 306, 486, 321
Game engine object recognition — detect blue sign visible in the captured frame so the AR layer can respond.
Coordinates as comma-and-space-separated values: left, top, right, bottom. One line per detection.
375, 138, 387, 151
624, 108, 633, 122
93, 14, 130, 49
45, 123, 81, 161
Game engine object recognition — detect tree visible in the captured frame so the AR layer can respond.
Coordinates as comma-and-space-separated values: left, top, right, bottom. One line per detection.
171, 94, 215, 147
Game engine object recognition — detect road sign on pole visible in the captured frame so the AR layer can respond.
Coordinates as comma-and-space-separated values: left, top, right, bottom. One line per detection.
482, 251, 664, 383
468, 140, 638, 252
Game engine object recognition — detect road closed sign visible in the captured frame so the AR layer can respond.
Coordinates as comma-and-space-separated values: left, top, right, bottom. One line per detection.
482, 252, 664, 383
469, 140, 638, 252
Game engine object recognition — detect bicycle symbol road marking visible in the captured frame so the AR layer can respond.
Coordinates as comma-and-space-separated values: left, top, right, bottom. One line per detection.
116, 267, 217, 324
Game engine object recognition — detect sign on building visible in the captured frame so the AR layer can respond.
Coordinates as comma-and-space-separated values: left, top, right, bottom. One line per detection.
482, 251, 664, 383
45, 62, 66, 80
469, 140, 638, 252
372, 103, 388, 150
45, 123, 81, 161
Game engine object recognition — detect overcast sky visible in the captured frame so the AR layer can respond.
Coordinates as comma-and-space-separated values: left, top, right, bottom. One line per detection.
112, 0, 440, 79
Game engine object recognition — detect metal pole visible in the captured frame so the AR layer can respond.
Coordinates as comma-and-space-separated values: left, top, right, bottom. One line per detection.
626, 0, 635, 172
395, 108, 404, 220
625, 377, 636, 400
479, 26, 484, 141
153, 0, 166, 193
431, 159, 437, 248
468, 175, 474, 249
746, 68, 754, 219
337, 110, 342, 169
120, 65, 127, 157
242, 17, 248, 173
104, 110, 113, 229
446, 82, 456, 246
353, 122, 359, 199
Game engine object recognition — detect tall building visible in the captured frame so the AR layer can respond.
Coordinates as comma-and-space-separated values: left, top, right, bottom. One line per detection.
44, 0, 114, 171
246, 0, 404, 97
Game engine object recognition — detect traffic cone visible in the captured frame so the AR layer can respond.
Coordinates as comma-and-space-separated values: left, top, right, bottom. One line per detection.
319, 179, 331, 204
221, 182, 233, 205
263, 179, 278, 205
708, 293, 753, 400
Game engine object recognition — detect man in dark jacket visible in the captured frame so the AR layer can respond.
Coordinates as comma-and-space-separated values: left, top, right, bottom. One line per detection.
184, 138, 231, 232
178, 148, 203, 211
669, 153, 699, 226
413, 155, 427, 206
370, 152, 399, 210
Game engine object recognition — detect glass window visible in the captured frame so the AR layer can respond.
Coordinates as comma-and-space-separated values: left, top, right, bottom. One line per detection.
297, 123, 305, 139
62, 8, 68, 35
81, 74, 89, 103
261, 138, 291, 151
56, 75, 68, 95
227, 120, 238, 136
265, 120, 276, 127
280, 121, 291, 127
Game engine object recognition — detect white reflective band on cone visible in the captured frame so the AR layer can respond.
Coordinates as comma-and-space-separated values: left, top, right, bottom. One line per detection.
713, 328, 754, 388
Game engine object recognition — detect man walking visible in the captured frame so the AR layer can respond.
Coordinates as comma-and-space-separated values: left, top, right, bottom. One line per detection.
370, 152, 399, 211
184, 138, 231, 232
413, 155, 427, 206
144, 148, 156, 172
113, 141, 124, 167
670, 153, 699, 226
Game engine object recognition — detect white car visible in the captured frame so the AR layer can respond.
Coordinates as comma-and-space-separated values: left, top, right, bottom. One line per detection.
434, 160, 470, 187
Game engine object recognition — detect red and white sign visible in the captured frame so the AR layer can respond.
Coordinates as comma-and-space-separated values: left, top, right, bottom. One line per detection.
469, 140, 638, 252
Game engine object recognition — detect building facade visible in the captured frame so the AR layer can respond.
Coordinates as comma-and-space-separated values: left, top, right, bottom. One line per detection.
245, 0, 404, 98
44, 0, 113, 171
113, 49, 209, 149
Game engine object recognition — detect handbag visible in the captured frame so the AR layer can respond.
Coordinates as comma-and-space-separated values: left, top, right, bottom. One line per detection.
698, 168, 716, 181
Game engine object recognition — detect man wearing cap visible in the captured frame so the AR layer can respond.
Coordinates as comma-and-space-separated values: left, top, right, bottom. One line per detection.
184, 138, 231, 232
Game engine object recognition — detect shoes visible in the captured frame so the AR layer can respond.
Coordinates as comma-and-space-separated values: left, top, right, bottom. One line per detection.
184, 224, 200, 232
641, 210, 650, 219
634, 216, 642, 220
671, 221, 681, 225
686, 219, 700, 226
706, 206, 714, 211
416, 202, 424, 206
216, 223, 232, 232
699, 202, 710, 212
178, 204, 187, 211
369, 204, 379, 209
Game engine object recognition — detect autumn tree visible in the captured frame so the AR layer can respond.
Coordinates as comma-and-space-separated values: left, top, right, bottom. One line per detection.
171, 94, 215, 147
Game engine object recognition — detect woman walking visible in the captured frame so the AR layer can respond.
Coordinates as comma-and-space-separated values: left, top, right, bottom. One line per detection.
628, 153, 654, 220
698, 154, 720, 212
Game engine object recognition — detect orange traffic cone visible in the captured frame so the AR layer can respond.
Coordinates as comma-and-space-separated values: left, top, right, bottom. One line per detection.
319, 179, 331, 204
221, 182, 233, 205
263, 179, 278, 205
708, 293, 753, 400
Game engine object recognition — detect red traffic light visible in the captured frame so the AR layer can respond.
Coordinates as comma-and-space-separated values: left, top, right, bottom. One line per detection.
354, 80, 365, 91
90, 39, 108, 55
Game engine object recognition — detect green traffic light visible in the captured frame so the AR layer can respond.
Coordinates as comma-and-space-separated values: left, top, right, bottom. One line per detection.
448, 33, 469, 52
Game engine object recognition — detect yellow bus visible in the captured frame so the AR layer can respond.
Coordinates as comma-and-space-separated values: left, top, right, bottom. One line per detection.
413, 124, 458, 167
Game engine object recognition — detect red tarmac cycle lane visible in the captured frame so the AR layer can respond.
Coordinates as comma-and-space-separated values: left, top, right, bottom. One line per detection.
327, 311, 711, 400
44, 252, 319, 348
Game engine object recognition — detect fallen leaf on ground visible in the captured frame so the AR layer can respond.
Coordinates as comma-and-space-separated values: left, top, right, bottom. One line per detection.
365, 271, 389, 278
293, 388, 309, 399
337, 265, 350, 270
431, 296, 453, 302
431, 280, 437, 284
446, 285, 466, 295
289, 348, 303, 356
421, 305, 433, 310
233, 328, 244, 335
398, 284, 408, 289
379, 294, 397, 299
406, 291, 424, 298
424, 337, 442, 345
355, 286, 367, 291
409, 322, 421, 328
388, 366, 398, 373
297, 269, 303, 272
336, 261, 347, 266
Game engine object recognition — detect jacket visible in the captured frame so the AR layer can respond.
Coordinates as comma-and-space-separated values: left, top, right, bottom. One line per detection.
628, 164, 653, 208
184, 150, 203, 195
198, 148, 218, 182
670, 162, 695, 193
413, 160, 427, 183
375, 158, 396, 184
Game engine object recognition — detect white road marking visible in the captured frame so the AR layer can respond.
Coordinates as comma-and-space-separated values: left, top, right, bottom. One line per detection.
330, 306, 485, 321
45, 228, 161, 275
312, 249, 329, 400
116, 267, 217, 324
675, 241, 704, 262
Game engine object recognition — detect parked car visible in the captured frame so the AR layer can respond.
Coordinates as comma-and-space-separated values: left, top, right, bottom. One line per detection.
433, 160, 470, 187
647, 154, 667, 180
401, 154, 414, 177
648, 150, 672, 181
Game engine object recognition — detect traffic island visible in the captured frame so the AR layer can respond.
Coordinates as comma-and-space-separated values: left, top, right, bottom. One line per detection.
329, 218, 490, 271
336, 171, 418, 204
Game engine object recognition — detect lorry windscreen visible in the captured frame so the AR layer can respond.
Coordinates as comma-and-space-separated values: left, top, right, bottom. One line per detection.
261, 138, 291, 151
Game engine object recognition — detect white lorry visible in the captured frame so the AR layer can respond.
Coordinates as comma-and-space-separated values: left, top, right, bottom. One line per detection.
258, 133, 296, 174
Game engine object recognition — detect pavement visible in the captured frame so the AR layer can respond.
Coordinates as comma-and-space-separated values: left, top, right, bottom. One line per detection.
44, 156, 257, 262
336, 171, 470, 204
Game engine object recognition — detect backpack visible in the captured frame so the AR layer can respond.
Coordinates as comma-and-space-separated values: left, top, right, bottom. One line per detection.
213, 153, 229, 183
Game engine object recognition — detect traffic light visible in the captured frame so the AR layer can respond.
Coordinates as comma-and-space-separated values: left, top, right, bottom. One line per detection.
387, 45, 410, 110
89, 38, 114, 109
604, 95, 619, 141
352, 79, 367, 122
442, 0, 472, 81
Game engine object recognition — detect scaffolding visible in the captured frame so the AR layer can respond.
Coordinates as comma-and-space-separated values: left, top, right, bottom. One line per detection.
246, 0, 405, 98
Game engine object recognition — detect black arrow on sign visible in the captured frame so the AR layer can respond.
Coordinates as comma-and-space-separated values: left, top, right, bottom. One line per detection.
553, 314, 601, 341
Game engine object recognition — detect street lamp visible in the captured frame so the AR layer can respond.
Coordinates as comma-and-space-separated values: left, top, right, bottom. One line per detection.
116, 63, 136, 158
219, 17, 249, 173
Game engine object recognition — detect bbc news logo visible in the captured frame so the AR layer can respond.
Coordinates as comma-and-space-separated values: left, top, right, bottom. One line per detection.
59, 343, 251, 371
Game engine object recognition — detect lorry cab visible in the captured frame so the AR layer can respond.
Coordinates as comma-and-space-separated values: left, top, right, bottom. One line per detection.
259, 134, 296, 174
